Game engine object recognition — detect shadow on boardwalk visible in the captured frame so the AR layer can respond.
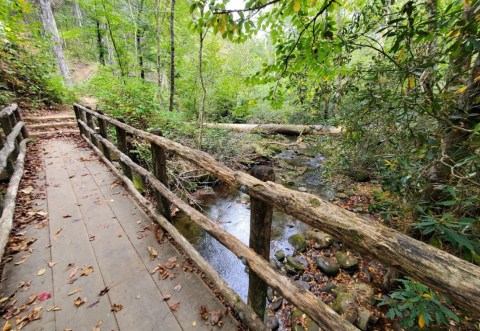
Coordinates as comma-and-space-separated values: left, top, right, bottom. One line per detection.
0, 136, 239, 331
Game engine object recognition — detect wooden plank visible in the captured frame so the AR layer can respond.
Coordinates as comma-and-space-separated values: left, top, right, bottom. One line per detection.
0, 166, 55, 331
56, 140, 183, 331
43, 142, 118, 331
78, 144, 240, 331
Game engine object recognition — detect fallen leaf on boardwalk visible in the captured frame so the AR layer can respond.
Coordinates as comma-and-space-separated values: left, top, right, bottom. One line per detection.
64, 328, 73, 331
67, 268, 78, 284
148, 246, 157, 260
2, 320, 11, 331
173, 284, 182, 292
111, 304, 123, 312
87, 300, 99, 308
153, 224, 164, 243
18, 281, 31, 292
38, 292, 51, 301
80, 266, 94, 276
14, 254, 30, 266
67, 288, 82, 296
47, 306, 61, 312
192, 321, 197, 327
55, 228, 63, 235
200, 305, 209, 320
65, 263, 75, 270
163, 294, 171, 301
209, 310, 223, 327
48, 261, 56, 268
164, 256, 178, 269
63, 215, 72, 218
37, 268, 45, 276
25, 295, 37, 305
169, 302, 180, 312
20, 187, 33, 195
73, 297, 87, 307
89, 235, 95, 241
29, 307, 43, 320
98, 287, 109, 296
150, 265, 162, 274
0, 297, 9, 304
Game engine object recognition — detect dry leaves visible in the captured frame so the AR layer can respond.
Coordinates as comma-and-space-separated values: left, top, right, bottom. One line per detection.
37, 268, 45, 276
148, 246, 158, 260
98, 287, 109, 296
163, 294, 171, 301
48, 261, 56, 268
37, 292, 51, 301
199, 305, 223, 326
14, 254, 31, 266
111, 304, 123, 312
67, 288, 82, 296
80, 266, 94, 276
169, 302, 180, 312
173, 284, 182, 292
73, 297, 87, 308
54, 228, 63, 235
47, 306, 61, 312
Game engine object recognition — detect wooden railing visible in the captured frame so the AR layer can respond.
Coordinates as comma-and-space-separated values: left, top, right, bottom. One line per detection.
0, 103, 29, 258
73, 103, 480, 329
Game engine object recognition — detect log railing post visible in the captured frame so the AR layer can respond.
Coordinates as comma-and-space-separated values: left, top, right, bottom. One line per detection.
115, 118, 133, 180
8, 114, 22, 144
80, 109, 90, 140
0, 116, 18, 158
73, 105, 85, 136
97, 111, 111, 161
247, 165, 275, 320
150, 129, 171, 221
0, 134, 14, 176
85, 112, 99, 147
13, 108, 28, 139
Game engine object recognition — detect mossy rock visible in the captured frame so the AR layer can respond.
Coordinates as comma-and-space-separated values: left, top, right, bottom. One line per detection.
305, 230, 333, 248
286, 255, 305, 273
335, 251, 359, 271
291, 309, 319, 331
288, 233, 308, 252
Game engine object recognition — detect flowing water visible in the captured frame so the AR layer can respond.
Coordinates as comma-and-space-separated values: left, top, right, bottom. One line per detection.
173, 148, 330, 301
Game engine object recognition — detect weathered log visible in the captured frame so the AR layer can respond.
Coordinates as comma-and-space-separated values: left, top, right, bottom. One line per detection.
80, 134, 269, 331
203, 123, 341, 135
0, 122, 24, 174
13, 108, 29, 139
0, 139, 29, 258
0, 104, 17, 118
74, 104, 480, 316
73, 105, 86, 137
96, 110, 111, 161
79, 120, 358, 330
248, 166, 275, 320
85, 112, 98, 147
114, 119, 133, 180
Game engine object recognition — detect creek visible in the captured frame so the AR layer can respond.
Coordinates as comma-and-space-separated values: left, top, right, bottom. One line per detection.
173, 144, 332, 301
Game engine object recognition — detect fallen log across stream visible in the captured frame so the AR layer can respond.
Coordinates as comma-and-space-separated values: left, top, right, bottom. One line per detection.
203, 123, 341, 135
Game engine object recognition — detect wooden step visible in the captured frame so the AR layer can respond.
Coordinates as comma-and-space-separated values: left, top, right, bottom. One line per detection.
24, 114, 75, 122
30, 129, 79, 138
28, 121, 77, 129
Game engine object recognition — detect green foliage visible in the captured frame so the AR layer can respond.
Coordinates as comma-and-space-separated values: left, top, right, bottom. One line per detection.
0, 1, 69, 105
379, 278, 459, 329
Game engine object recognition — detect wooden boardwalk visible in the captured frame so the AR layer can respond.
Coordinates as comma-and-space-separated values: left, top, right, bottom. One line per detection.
0, 138, 238, 330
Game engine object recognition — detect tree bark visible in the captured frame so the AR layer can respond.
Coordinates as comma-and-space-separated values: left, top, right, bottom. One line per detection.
198, 30, 207, 147
39, 0, 72, 86
96, 20, 106, 65
73, 0, 83, 27
169, 0, 176, 112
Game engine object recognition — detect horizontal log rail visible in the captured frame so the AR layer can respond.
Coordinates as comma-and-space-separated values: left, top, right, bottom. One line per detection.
0, 104, 18, 118
0, 122, 25, 173
74, 103, 480, 323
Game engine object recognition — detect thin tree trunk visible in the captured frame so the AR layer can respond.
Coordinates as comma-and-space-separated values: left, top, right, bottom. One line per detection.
169, 0, 176, 112
155, 0, 167, 103
73, 0, 82, 27
39, 0, 72, 86
101, 0, 126, 79
136, 0, 145, 80
96, 20, 106, 65
198, 30, 207, 148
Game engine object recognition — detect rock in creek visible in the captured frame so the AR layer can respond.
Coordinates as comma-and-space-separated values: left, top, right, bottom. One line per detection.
274, 249, 286, 262
270, 296, 283, 311
288, 233, 308, 252
335, 251, 359, 271
266, 315, 280, 331
295, 280, 311, 291
319, 282, 336, 293
291, 308, 319, 331
356, 308, 372, 331
332, 292, 358, 323
305, 230, 333, 248
286, 256, 305, 273
316, 256, 340, 276
267, 287, 280, 302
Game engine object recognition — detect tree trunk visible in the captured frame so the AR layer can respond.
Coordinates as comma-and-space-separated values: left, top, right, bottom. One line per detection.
155, 0, 167, 103
39, 0, 72, 86
73, 0, 82, 27
198, 30, 207, 147
96, 20, 106, 66
101, 0, 126, 78
169, 0, 176, 112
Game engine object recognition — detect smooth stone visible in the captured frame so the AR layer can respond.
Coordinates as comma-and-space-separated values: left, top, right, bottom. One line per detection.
305, 230, 333, 248
284, 264, 298, 276
291, 308, 319, 331
274, 249, 286, 262
266, 315, 280, 331
270, 258, 281, 271
335, 252, 359, 271
301, 274, 312, 282
323, 297, 334, 304
267, 287, 280, 302
295, 280, 310, 290
332, 292, 358, 323
313, 273, 323, 283
271, 297, 283, 311
319, 282, 336, 293
286, 256, 305, 272
316, 257, 340, 276
288, 233, 308, 252
356, 308, 372, 331
296, 256, 309, 267
298, 186, 308, 192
